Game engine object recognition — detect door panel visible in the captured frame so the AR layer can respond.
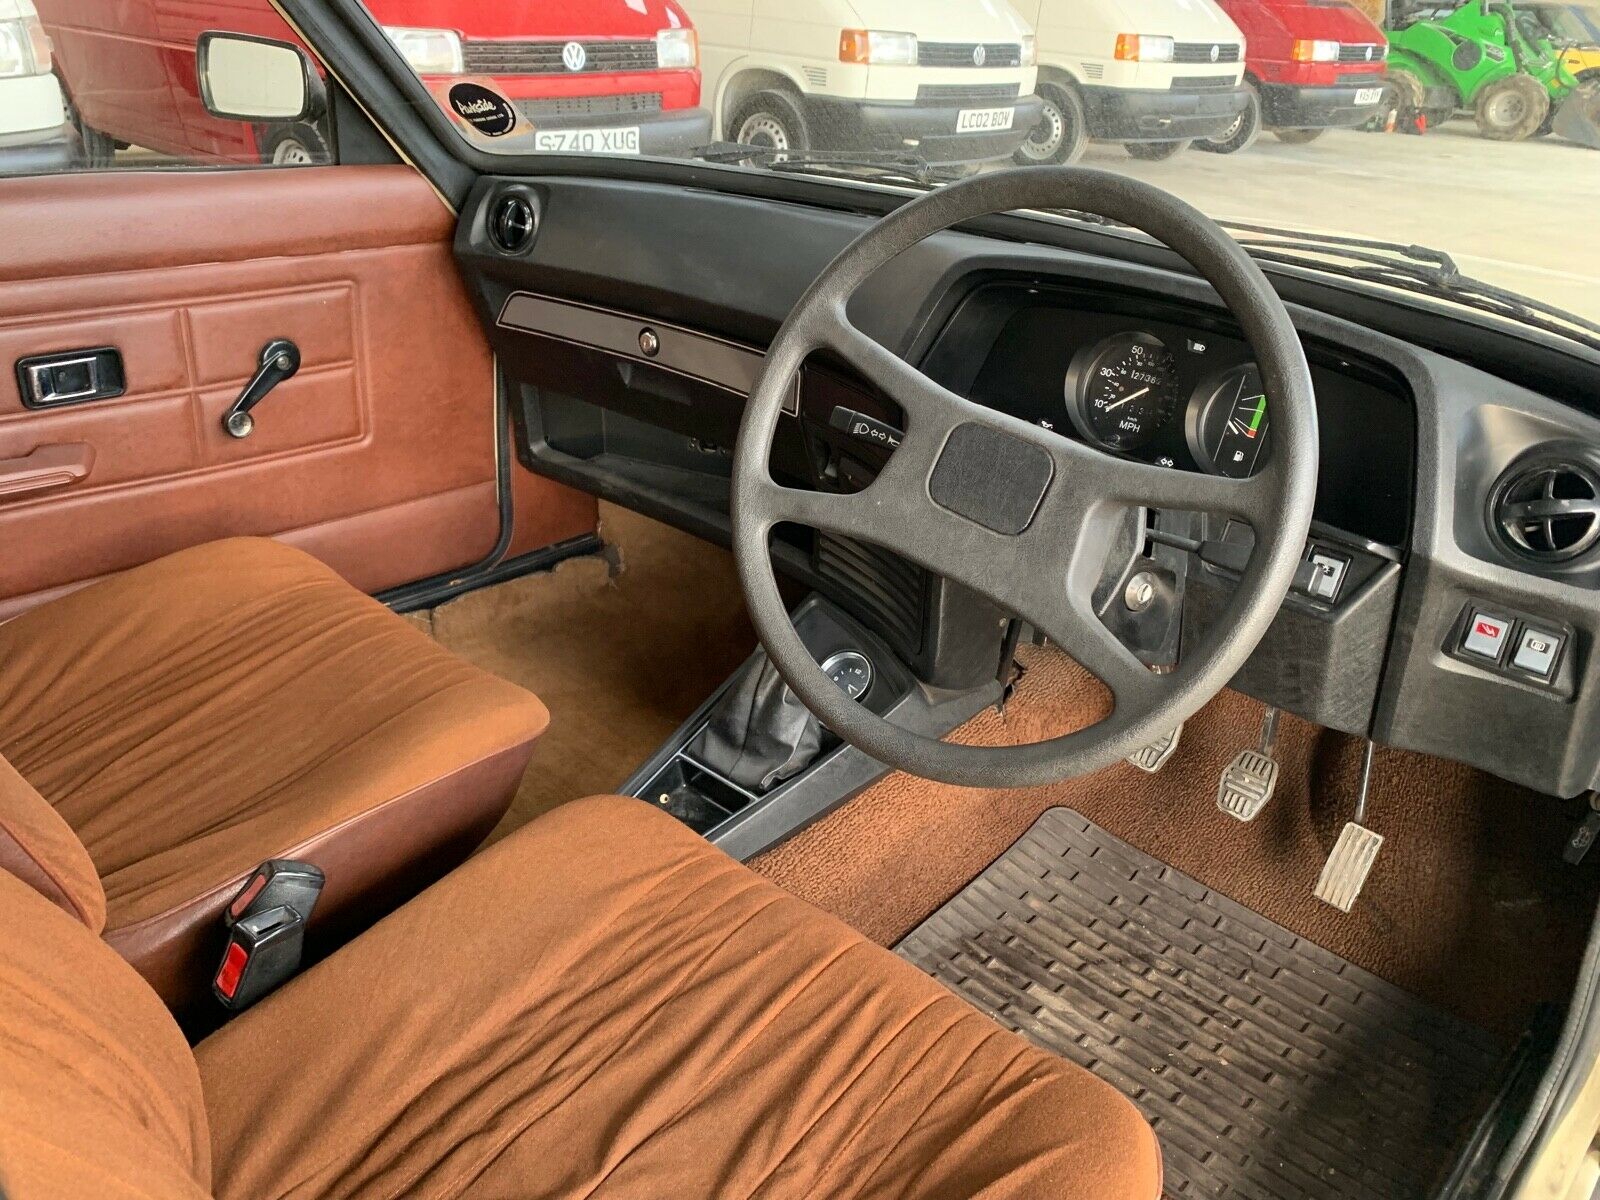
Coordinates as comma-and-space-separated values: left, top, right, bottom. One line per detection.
0, 165, 596, 612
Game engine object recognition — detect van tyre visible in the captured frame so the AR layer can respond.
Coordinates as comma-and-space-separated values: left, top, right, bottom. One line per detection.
732, 91, 810, 160
1014, 83, 1088, 165
1125, 139, 1191, 161
1196, 87, 1261, 154
264, 123, 329, 166
1474, 74, 1549, 140
1274, 127, 1325, 144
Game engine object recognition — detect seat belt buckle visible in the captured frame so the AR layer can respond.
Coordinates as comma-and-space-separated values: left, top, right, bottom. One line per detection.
213, 905, 307, 1010
214, 859, 325, 1011
224, 859, 325, 929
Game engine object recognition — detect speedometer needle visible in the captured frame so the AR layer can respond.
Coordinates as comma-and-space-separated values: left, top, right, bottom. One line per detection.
1103, 386, 1150, 413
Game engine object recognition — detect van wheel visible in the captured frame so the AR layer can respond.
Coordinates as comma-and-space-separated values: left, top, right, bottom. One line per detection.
1125, 139, 1190, 161
264, 124, 329, 166
732, 91, 810, 160
1474, 74, 1550, 140
62, 90, 116, 167
1196, 88, 1261, 154
1013, 83, 1087, 165
1274, 127, 1325, 144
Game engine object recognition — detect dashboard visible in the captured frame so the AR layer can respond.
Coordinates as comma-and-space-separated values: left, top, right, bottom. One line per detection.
919, 281, 1415, 549
455, 174, 1600, 802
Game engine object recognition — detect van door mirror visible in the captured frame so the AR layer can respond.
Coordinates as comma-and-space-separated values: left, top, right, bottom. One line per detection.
196, 32, 317, 122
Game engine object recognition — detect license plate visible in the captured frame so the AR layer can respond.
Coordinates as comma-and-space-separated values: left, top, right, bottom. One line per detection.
1354, 87, 1383, 105
534, 126, 641, 154
956, 107, 1015, 133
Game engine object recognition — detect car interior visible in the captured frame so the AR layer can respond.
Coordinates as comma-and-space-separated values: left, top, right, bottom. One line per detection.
4, 3, 1600, 1200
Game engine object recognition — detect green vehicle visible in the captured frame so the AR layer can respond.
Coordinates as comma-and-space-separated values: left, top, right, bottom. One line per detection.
1386, 0, 1600, 144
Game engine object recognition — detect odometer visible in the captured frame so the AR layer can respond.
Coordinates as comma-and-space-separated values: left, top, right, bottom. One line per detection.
1065, 333, 1179, 452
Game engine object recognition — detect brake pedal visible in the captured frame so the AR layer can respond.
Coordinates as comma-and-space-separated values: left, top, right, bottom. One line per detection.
1127, 723, 1182, 773
1315, 741, 1384, 913
1217, 707, 1280, 822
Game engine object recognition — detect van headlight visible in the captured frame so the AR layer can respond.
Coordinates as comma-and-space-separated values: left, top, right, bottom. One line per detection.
0, 15, 50, 78
1020, 35, 1037, 67
383, 26, 463, 76
657, 27, 698, 69
839, 30, 919, 66
1291, 39, 1341, 62
1114, 34, 1176, 63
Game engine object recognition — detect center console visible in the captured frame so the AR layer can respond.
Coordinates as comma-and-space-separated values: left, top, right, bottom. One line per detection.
621, 595, 1000, 860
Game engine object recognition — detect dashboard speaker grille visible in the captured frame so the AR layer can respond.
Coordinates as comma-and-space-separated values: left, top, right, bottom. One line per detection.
815, 533, 926, 660
1491, 458, 1600, 564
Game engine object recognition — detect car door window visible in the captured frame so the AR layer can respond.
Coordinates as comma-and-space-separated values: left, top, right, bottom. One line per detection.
6, 0, 334, 176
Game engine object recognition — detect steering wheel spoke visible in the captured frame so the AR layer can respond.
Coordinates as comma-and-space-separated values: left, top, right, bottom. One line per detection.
818, 302, 971, 428
1063, 440, 1278, 526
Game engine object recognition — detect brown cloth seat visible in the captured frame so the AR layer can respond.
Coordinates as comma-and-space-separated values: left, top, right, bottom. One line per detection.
0, 794, 1162, 1200
0, 538, 549, 1013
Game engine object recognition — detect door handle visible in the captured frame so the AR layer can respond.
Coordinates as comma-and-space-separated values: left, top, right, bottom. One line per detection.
0, 443, 95, 499
223, 339, 301, 438
16, 347, 125, 409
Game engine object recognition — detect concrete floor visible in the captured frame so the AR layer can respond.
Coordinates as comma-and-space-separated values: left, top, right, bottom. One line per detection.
1074, 121, 1600, 325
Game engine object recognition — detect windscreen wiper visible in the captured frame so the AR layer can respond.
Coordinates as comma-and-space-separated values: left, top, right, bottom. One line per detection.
692, 142, 936, 187
1218, 221, 1600, 355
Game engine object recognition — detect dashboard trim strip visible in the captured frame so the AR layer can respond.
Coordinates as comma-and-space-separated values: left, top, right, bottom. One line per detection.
497, 292, 800, 415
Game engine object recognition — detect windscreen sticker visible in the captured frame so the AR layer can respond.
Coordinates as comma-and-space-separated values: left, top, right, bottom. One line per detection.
448, 83, 517, 137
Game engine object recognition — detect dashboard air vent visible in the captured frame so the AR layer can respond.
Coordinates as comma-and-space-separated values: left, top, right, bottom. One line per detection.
489, 193, 537, 255
1491, 457, 1600, 564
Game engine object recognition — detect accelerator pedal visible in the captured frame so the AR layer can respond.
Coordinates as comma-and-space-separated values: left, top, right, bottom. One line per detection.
1127, 723, 1182, 773
1217, 707, 1280, 822
1315, 740, 1384, 913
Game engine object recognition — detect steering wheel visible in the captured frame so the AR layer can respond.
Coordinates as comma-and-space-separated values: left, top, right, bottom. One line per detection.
731, 167, 1318, 789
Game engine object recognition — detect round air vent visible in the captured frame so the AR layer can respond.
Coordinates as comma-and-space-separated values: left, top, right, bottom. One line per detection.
489, 193, 537, 255
1490, 455, 1600, 564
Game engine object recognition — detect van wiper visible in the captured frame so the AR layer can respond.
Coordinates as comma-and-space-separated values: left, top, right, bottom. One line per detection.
692, 142, 936, 187
1219, 221, 1600, 355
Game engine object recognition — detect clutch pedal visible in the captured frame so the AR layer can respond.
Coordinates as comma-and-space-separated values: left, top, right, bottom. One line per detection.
1315, 741, 1384, 913
1217, 707, 1280, 822
1127, 723, 1182, 773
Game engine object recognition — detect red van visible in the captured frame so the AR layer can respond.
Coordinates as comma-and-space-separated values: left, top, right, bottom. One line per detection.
38, 0, 712, 165
1198, 0, 1390, 151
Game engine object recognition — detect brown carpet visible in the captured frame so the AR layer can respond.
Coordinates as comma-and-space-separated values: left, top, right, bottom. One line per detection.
412, 503, 755, 840
753, 644, 1599, 1037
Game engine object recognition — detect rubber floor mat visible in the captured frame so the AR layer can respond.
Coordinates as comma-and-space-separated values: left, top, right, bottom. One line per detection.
895, 808, 1508, 1200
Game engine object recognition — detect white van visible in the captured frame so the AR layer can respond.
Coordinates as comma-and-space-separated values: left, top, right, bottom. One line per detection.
1011, 0, 1250, 162
683, 0, 1043, 168
0, 0, 76, 173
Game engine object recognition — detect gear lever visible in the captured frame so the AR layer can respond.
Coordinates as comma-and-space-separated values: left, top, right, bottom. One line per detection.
690, 654, 825, 793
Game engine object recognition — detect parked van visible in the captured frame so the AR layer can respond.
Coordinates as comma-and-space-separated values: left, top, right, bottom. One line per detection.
37, 0, 712, 166
682, 0, 1042, 167
1199, 0, 1390, 152
0, 0, 76, 173
1011, 0, 1251, 163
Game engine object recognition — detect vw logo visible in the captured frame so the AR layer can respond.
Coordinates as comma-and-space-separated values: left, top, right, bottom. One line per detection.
972, 44, 987, 66
1209, 43, 1220, 61
562, 41, 587, 72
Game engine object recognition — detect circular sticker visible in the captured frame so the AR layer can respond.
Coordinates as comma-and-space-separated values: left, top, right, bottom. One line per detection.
448, 83, 517, 137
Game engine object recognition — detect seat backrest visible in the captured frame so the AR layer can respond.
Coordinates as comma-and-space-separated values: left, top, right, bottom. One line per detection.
0, 867, 212, 1200
0, 753, 105, 932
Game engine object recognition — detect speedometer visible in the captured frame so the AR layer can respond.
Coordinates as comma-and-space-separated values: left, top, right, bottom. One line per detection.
1065, 333, 1180, 452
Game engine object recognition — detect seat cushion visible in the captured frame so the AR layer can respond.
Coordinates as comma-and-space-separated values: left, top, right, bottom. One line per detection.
197, 796, 1162, 1200
0, 868, 211, 1200
0, 538, 549, 1012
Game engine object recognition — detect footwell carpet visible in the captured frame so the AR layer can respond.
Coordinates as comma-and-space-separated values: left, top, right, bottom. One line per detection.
896, 808, 1507, 1200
